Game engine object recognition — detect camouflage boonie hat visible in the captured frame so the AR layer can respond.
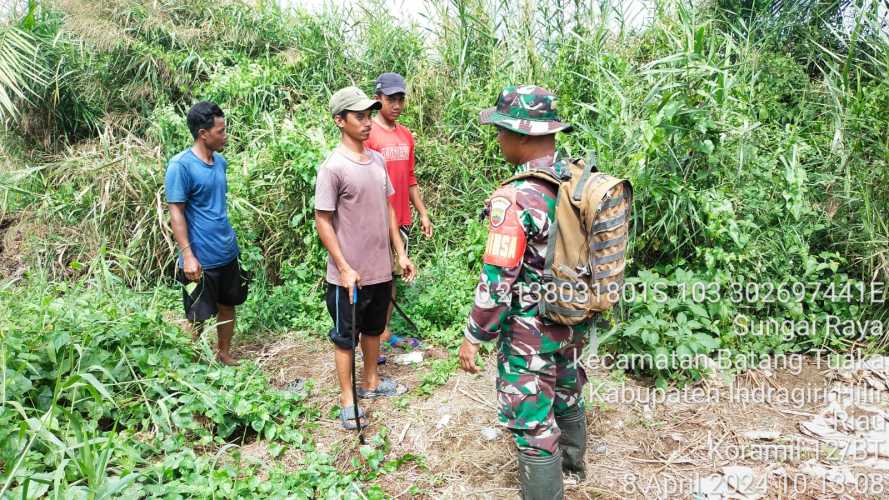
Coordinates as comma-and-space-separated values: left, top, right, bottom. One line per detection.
479, 85, 572, 136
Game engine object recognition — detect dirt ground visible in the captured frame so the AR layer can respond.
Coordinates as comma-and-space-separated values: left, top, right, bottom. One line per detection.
0, 216, 56, 282
234, 334, 889, 499
0, 216, 25, 280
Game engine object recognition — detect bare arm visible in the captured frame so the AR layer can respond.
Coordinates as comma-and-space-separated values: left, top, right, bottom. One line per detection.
389, 203, 406, 260
389, 203, 416, 281
169, 203, 201, 281
409, 185, 433, 238
406, 135, 431, 238
315, 209, 360, 301
408, 185, 428, 219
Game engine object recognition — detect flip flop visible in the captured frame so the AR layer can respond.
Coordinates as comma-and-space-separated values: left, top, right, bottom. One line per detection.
339, 405, 368, 430
357, 378, 407, 399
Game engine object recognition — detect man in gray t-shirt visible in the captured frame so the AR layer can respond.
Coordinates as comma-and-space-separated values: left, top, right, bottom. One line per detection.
315, 86, 416, 430
315, 147, 396, 288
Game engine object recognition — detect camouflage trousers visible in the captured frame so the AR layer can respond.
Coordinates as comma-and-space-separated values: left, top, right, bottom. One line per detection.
496, 344, 587, 457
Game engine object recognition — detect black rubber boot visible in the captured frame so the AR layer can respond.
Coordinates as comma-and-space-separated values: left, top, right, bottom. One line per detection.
517, 451, 564, 500
556, 407, 587, 480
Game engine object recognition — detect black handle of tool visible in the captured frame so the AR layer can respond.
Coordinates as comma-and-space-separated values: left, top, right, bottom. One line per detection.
351, 287, 365, 444
390, 295, 420, 334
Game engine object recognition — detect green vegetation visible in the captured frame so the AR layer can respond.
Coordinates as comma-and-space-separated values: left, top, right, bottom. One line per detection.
0, 273, 398, 498
1, 0, 887, 496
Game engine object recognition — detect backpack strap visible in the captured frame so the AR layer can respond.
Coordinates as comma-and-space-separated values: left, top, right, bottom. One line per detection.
590, 233, 628, 251
539, 186, 566, 320
571, 151, 599, 202
502, 169, 560, 187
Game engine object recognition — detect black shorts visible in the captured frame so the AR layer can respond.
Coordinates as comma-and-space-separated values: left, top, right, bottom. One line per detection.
326, 281, 393, 350
176, 258, 249, 322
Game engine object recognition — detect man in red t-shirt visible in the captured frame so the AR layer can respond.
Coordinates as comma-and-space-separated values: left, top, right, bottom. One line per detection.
366, 72, 432, 354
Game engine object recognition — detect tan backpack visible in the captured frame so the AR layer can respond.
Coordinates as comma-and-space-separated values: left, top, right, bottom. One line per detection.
506, 153, 632, 325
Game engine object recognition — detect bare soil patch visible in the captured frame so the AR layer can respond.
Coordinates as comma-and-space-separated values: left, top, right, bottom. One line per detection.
237, 335, 889, 499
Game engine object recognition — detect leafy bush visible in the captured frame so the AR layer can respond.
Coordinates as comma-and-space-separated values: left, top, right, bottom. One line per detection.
0, 276, 391, 498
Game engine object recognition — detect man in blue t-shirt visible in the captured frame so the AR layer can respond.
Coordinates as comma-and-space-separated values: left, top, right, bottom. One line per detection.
165, 101, 247, 366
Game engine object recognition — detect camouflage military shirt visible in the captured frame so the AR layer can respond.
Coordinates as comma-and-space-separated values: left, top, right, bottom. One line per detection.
464, 153, 591, 355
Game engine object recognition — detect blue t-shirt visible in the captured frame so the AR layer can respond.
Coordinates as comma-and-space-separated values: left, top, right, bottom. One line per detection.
164, 148, 239, 269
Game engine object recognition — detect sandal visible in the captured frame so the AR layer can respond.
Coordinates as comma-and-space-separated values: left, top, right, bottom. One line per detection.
357, 378, 407, 399
339, 405, 368, 430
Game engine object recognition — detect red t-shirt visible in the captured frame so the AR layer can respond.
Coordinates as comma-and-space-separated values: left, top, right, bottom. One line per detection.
366, 121, 416, 226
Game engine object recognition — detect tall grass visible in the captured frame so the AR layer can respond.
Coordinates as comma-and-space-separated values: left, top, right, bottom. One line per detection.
0, 0, 884, 319
0, 0, 885, 422
1, 0, 888, 494
0, 25, 43, 121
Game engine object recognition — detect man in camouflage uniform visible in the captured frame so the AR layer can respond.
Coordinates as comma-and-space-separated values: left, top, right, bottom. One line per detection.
458, 85, 590, 500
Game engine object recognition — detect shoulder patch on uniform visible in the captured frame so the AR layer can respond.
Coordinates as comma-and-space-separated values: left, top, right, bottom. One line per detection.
489, 196, 511, 228
483, 227, 525, 268
483, 186, 526, 268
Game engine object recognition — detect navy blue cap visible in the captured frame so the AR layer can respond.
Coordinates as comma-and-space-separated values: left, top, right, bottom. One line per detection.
374, 72, 407, 96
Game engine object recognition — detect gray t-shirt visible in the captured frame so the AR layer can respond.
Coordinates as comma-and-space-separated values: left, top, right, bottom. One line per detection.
314, 148, 395, 287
